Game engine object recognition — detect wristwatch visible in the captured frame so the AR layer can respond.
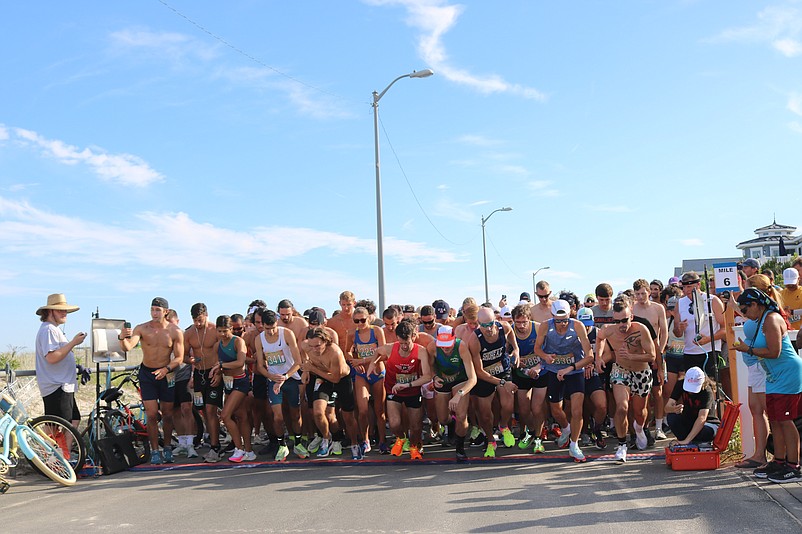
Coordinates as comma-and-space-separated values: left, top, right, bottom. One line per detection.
498, 379, 506, 387
457, 389, 465, 396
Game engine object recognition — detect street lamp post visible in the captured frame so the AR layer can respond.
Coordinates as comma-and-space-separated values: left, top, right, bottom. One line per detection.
481, 207, 513, 304
373, 69, 434, 314
532, 266, 550, 296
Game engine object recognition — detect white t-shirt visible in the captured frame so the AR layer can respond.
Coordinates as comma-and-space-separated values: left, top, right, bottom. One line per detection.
35, 322, 76, 397
678, 293, 721, 355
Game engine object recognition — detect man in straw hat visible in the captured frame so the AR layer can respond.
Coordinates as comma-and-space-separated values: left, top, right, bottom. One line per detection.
35, 293, 86, 428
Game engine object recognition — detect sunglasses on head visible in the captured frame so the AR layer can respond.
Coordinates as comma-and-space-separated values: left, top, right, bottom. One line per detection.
353, 318, 367, 324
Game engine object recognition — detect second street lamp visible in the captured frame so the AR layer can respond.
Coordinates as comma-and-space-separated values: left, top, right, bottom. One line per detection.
481, 207, 512, 304
532, 266, 550, 296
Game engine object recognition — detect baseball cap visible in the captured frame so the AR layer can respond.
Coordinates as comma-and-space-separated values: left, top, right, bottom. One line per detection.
742, 258, 760, 269
402, 304, 415, 313
435, 325, 456, 348
308, 310, 325, 325
519, 292, 531, 302
668, 276, 680, 286
500, 305, 511, 318
584, 293, 597, 304
576, 307, 594, 326
783, 267, 799, 286
666, 296, 678, 310
432, 299, 450, 320
683, 366, 706, 393
151, 297, 169, 309
551, 299, 570, 317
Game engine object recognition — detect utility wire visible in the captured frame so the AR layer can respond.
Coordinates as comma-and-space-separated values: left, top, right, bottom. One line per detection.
156, 0, 359, 104
378, 115, 478, 247
486, 232, 525, 280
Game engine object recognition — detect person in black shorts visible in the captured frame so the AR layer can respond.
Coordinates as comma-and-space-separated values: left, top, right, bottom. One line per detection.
166, 309, 197, 458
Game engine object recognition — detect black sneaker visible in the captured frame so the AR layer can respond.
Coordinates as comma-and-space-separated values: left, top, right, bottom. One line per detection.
470, 432, 487, 448
767, 464, 802, 484
456, 450, 468, 462
258, 441, 278, 457
592, 429, 607, 450
754, 460, 783, 479
223, 441, 236, 453
645, 429, 655, 449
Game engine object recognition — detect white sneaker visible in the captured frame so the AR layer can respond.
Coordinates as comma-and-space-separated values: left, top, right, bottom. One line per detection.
229, 448, 245, 463
308, 435, 323, 453
615, 443, 627, 463
655, 428, 667, 440
635, 429, 648, 450
569, 441, 586, 463
203, 448, 222, 463
172, 445, 188, 457
331, 441, 343, 455
243, 450, 257, 462
186, 444, 198, 459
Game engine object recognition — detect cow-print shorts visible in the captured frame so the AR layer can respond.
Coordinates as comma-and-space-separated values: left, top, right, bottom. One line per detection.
610, 363, 652, 398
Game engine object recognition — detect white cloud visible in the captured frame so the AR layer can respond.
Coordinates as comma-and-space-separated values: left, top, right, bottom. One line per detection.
109, 28, 220, 62
790, 120, 802, 133
436, 184, 449, 190
711, 4, 802, 56
774, 37, 802, 56
367, 0, 546, 100
457, 134, 503, 146
788, 92, 802, 116
680, 238, 704, 247
468, 200, 490, 207
6, 183, 39, 192
527, 180, 559, 197
0, 198, 463, 273
0, 126, 8, 141
5, 125, 163, 187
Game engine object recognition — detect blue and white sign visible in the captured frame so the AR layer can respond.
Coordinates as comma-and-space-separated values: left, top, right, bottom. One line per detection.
713, 262, 739, 293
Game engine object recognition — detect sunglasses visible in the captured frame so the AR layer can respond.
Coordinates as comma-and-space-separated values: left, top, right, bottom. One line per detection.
353, 318, 367, 324
611, 317, 631, 324
682, 280, 700, 287
309, 322, 320, 327
479, 321, 495, 328
537, 293, 551, 300
421, 319, 435, 326
553, 318, 569, 324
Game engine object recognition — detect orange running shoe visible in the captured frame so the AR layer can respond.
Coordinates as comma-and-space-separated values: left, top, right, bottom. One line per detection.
390, 437, 405, 456
409, 445, 423, 460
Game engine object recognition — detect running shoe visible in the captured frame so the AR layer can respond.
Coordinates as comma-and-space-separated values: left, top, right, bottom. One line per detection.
162, 447, 174, 464
293, 442, 310, 459
540, 427, 549, 441
307, 435, 323, 454
556, 430, 570, 449
402, 438, 410, 453
317, 439, 331, 458
635, 429, 648, 451
500, 427, 515, 448
258, 441, 278, 457
186, 444, 199, 459
580, 433, 592, 447
615, 443, 627, 464
754, 460, 783, 479
655, 428, 667, 440
351, 445, 363, 460
203, 448, 222, 463
391, 437, 405, 457
767, 464, 802, 484
243, 450, 257, 462
379, 442, 390, 455
484, 441, 497, 458
518, 432, 533, 450
172, 445, 188, 457
331, 441, 343, 456
150, 450, 163, 465
440, 427, 451, 447
230, 448, 246, 463
569, 441, 587, 463
549, 423, 562, 440
470, 432, 487, 448
409, 445, 423, 460
532, 438, 546, 454
456, 449, 468, 462
469, 425, 480, 441
592, 429, 606, 450
361, 440, 371, 454
223, 441, 236, 453
274, 445, 289, 462
645, 429, 655, 449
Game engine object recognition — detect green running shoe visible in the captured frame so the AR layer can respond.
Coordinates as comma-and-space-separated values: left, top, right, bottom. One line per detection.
500, 427, 515, 448
532, 438, 546, 454
518, 432, 533, 450
484, 441, 497, 458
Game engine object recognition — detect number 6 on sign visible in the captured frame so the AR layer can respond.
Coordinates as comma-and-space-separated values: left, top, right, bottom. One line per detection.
713, 262, 738, 294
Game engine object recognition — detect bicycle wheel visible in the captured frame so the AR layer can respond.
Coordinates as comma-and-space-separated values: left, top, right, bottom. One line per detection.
103, 410, 150, 463
28, 415, 86, 477
17, 425, 76, 486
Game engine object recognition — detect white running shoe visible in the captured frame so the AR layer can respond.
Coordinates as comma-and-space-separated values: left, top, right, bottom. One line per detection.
229, 448, 245, 463
331, 441, 343, 455
615, 443, 628, 463
308, 435, 323, 453
203, 448, 222, 463
186, 444, 198, 459
243, 450, 257, 462
569, 441, 586, 463
635, 429, 648, 451
655, 428, 667, 440
172, 445, 188, 457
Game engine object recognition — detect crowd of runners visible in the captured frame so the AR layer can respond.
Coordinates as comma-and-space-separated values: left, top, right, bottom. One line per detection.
34, 262, 802, 483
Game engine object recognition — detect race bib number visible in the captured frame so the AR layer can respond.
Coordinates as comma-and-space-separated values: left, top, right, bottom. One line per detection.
552, 354, 575, 366
266, 350, 286, 367
485, 361, 505, 376
519, 355, 541, 370
356, 345, 376, 359
440, 372, 459, 384
396, 373, 416, 385
611, 365, 627, 381
666, 339, 684, 357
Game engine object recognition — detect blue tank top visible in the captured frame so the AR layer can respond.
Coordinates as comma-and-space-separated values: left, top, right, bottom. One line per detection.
742, 316, 763, 367
747, 312, 802, 394
541, 319, 584, 375
474, 322, 510, 377
218, 337, 238, 363
353, 327, 379, 360
514, 322, 540, 377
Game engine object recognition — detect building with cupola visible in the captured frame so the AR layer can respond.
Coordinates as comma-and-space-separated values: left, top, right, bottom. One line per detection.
736, 220, 800, 260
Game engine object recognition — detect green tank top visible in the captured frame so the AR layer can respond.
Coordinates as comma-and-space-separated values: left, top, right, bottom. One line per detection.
434, 339, 468, 385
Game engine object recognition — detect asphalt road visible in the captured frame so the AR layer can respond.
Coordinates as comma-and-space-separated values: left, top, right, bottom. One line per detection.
3, 457, 801, 533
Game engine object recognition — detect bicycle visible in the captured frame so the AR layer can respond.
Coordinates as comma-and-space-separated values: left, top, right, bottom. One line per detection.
0, 379, 76, 491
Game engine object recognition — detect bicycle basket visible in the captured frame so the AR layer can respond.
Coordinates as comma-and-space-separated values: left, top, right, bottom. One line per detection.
0, 379, 39, 422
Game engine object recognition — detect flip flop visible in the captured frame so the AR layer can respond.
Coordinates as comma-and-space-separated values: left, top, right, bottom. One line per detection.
734, 458, 762, 468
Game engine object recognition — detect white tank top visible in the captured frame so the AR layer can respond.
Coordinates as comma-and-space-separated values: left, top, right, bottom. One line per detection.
259, 327, 300, 379
678, 293, 720, 355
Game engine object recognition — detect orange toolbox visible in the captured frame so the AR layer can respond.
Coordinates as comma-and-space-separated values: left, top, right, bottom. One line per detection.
665, 401, 741, 471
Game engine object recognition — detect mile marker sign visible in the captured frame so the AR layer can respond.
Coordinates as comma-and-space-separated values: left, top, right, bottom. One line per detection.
713, 262, 738, 293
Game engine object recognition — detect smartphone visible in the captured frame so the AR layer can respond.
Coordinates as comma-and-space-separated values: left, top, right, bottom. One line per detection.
502, 294, 507, 300
123, 321, 132, 339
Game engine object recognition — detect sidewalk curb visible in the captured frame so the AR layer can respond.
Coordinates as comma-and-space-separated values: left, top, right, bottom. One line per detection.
735, 469, 802, 527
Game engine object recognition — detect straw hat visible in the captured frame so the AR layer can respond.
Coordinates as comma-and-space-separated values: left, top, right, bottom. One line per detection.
36, 293, 80, 314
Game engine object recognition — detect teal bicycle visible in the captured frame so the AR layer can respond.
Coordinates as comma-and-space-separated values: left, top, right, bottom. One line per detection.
0, 381, 76, 492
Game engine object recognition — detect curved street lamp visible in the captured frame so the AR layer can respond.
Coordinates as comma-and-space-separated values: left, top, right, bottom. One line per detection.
481, 207, 513, 304
373, 69, 434, 314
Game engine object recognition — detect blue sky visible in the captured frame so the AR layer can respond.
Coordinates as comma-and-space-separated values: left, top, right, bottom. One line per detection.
2, 1, 801, 351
